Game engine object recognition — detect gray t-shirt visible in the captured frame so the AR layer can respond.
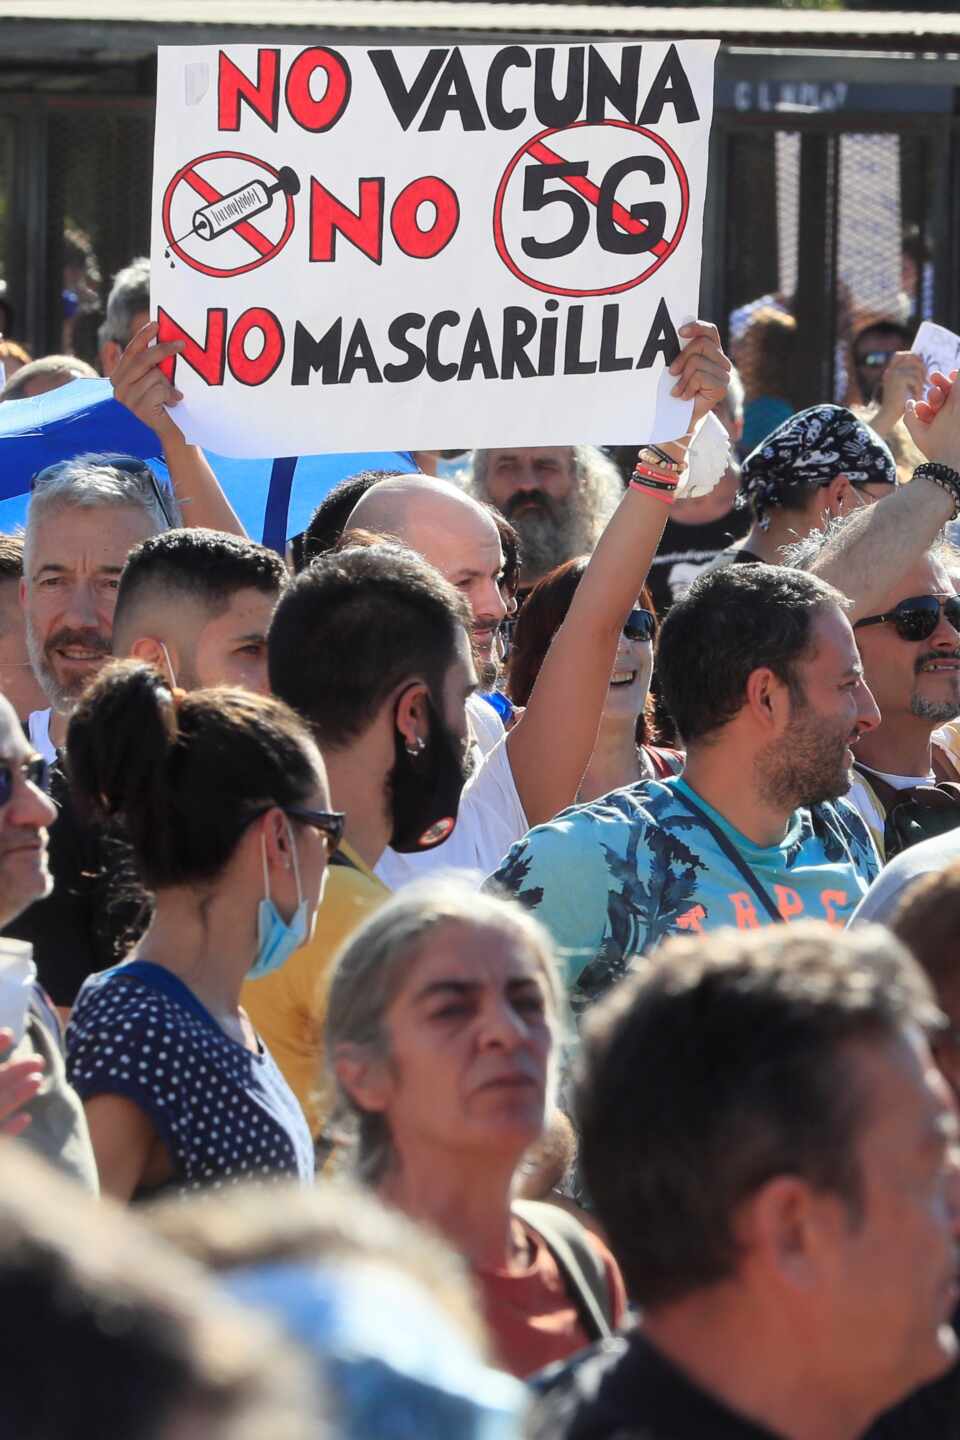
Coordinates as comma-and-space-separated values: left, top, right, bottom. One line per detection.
848, 826, 960, 927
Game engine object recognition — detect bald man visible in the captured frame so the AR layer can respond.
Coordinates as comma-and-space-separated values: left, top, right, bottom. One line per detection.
349, 476, 506, 692
346, 322, 732, 887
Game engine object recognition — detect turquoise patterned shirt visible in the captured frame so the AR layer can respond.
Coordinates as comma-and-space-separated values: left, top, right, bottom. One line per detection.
487, 776, 880, 1015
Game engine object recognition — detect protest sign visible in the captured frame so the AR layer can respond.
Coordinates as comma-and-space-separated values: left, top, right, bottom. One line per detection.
151, 40, 718, 457
912, 320, 960, 386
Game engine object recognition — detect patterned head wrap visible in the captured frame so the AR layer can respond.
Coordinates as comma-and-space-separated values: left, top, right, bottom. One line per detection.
740, 404, 897, 529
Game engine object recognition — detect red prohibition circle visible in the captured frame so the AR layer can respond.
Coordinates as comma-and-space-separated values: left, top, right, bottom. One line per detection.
493, 120, 690, 298
161, 150, 297, 279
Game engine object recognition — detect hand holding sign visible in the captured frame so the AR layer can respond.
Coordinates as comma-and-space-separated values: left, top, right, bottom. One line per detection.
111, 322, 186, 446
911, 321, 960, 393
905, 369, 960, 473
869, 350, 927, 436
669, 320, 730, 426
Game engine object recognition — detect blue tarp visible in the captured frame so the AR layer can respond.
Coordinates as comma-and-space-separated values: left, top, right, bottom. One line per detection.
0, 378, 416, 548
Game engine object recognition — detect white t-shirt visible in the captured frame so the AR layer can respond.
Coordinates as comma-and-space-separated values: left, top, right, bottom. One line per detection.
27, 709, 57, 767
466, 693, 505, 758
375, 728, 528, 890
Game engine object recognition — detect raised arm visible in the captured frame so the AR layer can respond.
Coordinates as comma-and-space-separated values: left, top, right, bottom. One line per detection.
808, 369, 960, 620
111, 322, 247, 537
506, 322, 731, 828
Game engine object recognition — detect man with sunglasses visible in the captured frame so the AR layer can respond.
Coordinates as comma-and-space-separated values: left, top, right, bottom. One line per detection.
794, 367, 960, 858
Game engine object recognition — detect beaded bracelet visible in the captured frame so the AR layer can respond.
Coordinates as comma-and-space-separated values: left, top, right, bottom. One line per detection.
913, 462, 960, 519
637, 444, 684, 473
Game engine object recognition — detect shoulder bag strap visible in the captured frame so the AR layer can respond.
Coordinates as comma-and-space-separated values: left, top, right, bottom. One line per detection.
512, 1200, 613, 1342
671, 788, 783, 924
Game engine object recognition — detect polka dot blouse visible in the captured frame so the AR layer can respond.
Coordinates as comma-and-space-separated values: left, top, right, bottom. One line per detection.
67, 960, 315, 1198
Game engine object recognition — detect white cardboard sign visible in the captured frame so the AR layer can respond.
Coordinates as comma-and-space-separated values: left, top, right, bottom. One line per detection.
912, 321, 960, 386
151, 41, 718, 458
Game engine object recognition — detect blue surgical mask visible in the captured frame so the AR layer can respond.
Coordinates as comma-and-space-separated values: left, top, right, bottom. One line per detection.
250, 818, 311, 980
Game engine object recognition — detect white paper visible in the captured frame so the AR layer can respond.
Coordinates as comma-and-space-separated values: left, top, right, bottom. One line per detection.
151, 40, 718, 457
912, 320, 960, 384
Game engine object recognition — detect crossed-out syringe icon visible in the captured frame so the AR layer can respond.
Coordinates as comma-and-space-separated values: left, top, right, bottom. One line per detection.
169, 165, 301, 248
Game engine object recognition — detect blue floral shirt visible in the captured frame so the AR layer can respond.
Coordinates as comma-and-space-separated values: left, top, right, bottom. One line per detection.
487, 776, 880, 1016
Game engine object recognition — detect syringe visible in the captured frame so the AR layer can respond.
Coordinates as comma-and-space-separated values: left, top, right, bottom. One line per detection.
191, 166, 300, 241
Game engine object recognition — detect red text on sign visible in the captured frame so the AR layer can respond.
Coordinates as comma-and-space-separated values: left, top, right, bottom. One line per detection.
310, 175, 460, 263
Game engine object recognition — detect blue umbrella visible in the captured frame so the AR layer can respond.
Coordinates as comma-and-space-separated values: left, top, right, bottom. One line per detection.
0, 378, 416, 549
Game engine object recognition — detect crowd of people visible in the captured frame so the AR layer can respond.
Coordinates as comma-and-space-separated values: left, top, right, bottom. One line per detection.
1, 248, 960, 1440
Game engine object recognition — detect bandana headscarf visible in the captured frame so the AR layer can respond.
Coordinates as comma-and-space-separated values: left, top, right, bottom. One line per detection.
740, 404, 897, 529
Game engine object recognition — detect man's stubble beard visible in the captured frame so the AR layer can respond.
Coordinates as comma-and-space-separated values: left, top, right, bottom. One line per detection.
755, 707, 854, 812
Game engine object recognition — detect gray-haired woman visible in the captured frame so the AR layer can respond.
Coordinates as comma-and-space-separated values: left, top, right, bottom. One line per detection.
325, 879, 626, 1379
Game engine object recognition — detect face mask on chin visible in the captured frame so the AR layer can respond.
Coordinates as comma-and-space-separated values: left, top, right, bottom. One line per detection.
388, 693, 471, 853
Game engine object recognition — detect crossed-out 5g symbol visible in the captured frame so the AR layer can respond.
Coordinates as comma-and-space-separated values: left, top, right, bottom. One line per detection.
493, 119, 689, 298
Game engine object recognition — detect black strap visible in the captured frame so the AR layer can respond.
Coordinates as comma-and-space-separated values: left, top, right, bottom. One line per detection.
671, 788, 783, 924
512, 1201, 613, 1341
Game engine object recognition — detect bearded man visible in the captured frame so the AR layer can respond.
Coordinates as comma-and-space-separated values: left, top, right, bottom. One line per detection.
467, 445, 623, 594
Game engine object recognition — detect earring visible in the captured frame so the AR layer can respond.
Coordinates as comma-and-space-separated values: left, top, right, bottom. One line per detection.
406, 736, 426, 757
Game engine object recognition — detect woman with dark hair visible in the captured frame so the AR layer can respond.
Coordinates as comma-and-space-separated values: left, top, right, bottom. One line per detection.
65, 661, 341, 1201
506, 560, 681, 800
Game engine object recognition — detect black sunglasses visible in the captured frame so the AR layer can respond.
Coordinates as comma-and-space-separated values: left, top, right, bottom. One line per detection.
623, 608, 656, 643
0, 757, 49, 807
281, 805, 345, 855
854, 594, 960, 643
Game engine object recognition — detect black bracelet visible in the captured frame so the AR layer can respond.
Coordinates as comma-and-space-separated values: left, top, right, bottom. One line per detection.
914, 462, 960, 519
630, 470, 678, 493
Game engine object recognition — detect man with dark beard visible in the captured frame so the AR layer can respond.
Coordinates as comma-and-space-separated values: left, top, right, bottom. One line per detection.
245, 541, 476, 1136
490, 564, 882, 1016
466, 445, 623, 594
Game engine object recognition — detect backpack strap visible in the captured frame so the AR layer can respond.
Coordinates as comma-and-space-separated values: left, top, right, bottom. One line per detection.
512, 1199, 614, 1342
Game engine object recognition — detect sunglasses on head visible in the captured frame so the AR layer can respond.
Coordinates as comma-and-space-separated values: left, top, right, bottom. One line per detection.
0, 757, 49, 807
623, 608, 656, 643
854, 595, 960, 643
31, 456, 178, 528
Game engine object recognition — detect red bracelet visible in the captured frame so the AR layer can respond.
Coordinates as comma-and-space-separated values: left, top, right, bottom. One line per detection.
630, 480, 677, 505
632, 463, 681, 486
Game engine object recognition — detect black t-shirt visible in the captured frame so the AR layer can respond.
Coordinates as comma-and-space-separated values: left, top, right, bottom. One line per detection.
526, 1332, 782, 1440
3, 761, 147, 1006
647, 507, 751, 618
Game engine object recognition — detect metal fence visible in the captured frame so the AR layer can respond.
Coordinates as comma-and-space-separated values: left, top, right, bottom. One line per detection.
706, 110, 954, 426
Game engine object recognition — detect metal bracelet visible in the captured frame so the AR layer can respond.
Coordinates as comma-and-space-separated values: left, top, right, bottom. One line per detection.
914, 462, 960, 519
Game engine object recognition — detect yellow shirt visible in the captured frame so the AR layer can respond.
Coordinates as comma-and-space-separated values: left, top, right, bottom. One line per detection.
242, 842, 389, 1136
